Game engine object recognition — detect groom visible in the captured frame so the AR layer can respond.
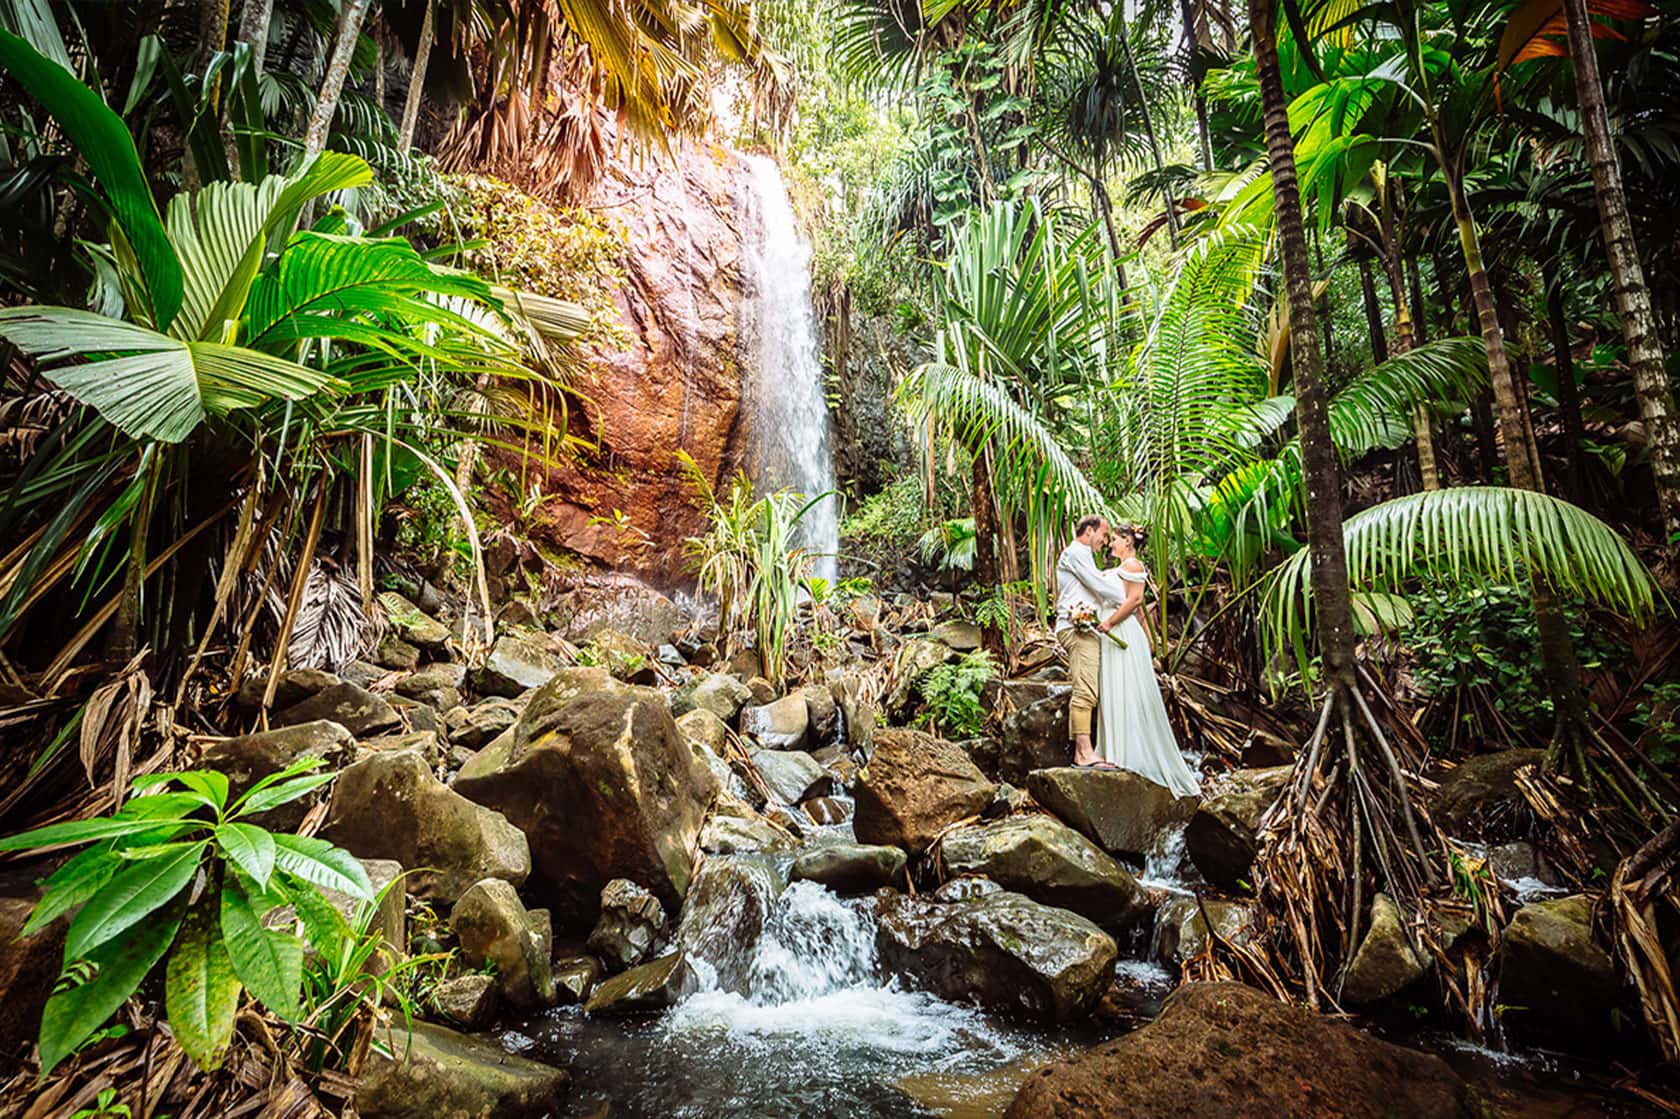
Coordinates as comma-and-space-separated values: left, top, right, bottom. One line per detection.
1055, 515, 1125, 768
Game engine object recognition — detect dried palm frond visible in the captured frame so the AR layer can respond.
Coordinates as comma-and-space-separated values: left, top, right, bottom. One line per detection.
1611, 816, 1680, 1062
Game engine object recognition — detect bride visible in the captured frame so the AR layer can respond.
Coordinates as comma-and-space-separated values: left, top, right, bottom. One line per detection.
1093, 524, 1201, 797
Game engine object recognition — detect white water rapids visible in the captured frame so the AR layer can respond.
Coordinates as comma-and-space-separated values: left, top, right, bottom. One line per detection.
741, 154, 839, 581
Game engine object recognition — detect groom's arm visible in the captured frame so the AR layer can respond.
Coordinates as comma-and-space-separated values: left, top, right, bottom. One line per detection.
1063, 548, 1123, 609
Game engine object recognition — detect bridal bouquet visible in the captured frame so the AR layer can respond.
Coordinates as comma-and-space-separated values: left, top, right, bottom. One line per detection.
1067, 602, 1128, 649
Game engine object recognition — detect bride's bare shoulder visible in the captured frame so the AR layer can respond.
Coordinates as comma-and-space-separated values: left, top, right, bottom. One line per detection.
1120, 557, 1146, 572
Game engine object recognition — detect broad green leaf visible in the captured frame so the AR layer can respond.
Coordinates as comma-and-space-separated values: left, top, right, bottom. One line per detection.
38, 897, 184, 1075
64, 840, 204, 960
24, 843, 120, 936
290, 881, 351, 955
228, 754, 324, 812
173, 770, 230, 812
215, 823, 276, 889
235, 770, 336, 817
272, 833, 373, 901
0, 29, 182, 329
219, 880, 302, 1021
0, 307, 342, 443
164, 897, 241, 1071
0, 813, 192, 852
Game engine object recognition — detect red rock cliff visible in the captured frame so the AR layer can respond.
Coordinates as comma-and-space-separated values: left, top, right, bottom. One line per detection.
519, 139, 753, 584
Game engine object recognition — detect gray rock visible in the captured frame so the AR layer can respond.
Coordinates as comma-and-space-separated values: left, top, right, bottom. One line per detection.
274, 681, 400, 738
1152, 895, 1261, 966
450, 878, 556, 1009
940, 816, 1148, 929
994, 694, 1073, 783
791, 843, 906, 894
320, 857, 405, 972
357, 730, 444, 767
742, 694, 810, 751
586, 879, 668, 973
689, 673, 754, 722
676, 708, 729, 756
875, 888, 1118, 1023
453, 689, 717, 925
886, 638, 954, 717
853, 729, 995, 855
699, 810, 796, 855
375, 634, 421, 672
583, 952, 683, 1015
340, 660, 387, 689
323, 750, 530, 904
675, 855, 786, 994
355, 1019, 568, 1119
396, 663, 466, 711
750, 748, 825, 805
930, 619, 984, 651
432, 974, 498, 1030
474, 634, 566, 697
444, 697, 522, 749
657, 643, 686, 667
1027, 767, 1198, 860
800, 683, 837, 744
200, 720, 353, 831
1496, 893, 1623, 1052
381, 592, 450, 650
1184, 766, 1291, 892
1342, 892, 1428, 1004
554, 955, 602, 1004
235, 667, 340, 714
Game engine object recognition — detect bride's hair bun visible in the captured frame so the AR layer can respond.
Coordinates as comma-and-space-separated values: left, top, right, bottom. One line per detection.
1121, 523, 1149, 550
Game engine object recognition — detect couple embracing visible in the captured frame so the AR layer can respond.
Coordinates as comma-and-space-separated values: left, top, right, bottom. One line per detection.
1053, 515, 1200, 797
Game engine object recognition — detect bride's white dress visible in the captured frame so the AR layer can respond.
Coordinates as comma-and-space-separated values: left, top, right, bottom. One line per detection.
1096, 565, 1201, 797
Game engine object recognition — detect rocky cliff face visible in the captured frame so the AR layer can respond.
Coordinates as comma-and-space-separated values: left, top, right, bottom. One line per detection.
520, 140, 753, 583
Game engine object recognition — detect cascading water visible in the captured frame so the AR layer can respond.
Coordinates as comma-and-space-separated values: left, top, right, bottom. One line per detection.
741, 154, 840, 581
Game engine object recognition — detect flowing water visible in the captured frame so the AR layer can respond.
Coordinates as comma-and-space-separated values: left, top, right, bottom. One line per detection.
506, 879, 1080, 1118
740, 154, 839, 581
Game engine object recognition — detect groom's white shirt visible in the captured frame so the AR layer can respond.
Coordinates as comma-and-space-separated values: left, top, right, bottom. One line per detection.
1054, 540, 1124, 634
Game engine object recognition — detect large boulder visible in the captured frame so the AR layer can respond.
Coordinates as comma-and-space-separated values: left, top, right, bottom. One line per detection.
1184, 766, 1289, 892
586, 879, 668, 973
939, 816, 1148, 929
453, 689, 717, 925
1341, 893, 1429, 1004
0, 894, 65, 1059
356, 1020, 569, 1119
1430, 749, 1544, 840
1006, 981, 1482, 1119
929, 619, 983, 651
853, 729, 995, 855
675, 855, 787, 993
1151, 896, 1261, 966
201, 720, 354, 831
875, 888, 1117, 1023
473, 634, 566, 697
750, 749, 825, 805
1496, 893, 1623, 1052
449, 878, 555, 1009
741, 694, 809, 751
584, 952, 684, 1015
322, 750, 530, 904
554, 578, 686, 648
1026, 768, 1198, 861
790, 843, 907, 894
273, 681, 400, 738
676, 708, 729, 756
234, 667, 340, 714
995, 694, 1073, 784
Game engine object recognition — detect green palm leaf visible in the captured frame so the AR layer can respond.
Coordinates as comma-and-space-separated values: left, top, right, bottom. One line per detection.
1262, 487, 1663, 659
1326, 336, 1487, 457
0, 308, 342, 442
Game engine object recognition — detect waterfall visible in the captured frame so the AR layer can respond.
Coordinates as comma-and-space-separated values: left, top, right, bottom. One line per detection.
741, 154, 839, 582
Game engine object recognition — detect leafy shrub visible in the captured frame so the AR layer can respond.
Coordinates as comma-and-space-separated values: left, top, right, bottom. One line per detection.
917, 650, 997, 738
0, 760, 372, 1074
1405, 582, 1625, 746
1632, 681, 1680, 766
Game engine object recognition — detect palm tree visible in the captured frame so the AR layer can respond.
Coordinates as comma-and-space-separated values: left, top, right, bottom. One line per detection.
1558, 0, 1680, 549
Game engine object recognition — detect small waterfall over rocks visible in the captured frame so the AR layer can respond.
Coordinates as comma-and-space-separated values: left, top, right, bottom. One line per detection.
741, 154, 839, 581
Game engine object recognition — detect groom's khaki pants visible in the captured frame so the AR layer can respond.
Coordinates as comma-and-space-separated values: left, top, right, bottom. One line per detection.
1058, 628, 1101, 737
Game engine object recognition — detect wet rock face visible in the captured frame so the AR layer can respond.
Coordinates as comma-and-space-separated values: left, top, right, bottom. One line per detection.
1151, 896, 1261, 967
1184, 766, 1290, 892
995, 694, 1074, 784
453, 689, 717, 927
790, 843, 907, 895
516, 141, 754, 583
1496, 893, 1624, 1053
1027, 767, 1198, 861
1430, 748, 1545, 840
322, 750, 530, 904
874, 888, 1118, 1024
938, 816, 1149, 930
1341, 892, 1429, 1005
1006, 981, 1483, 1119
853, 729, 995, 856
587, 879, 669, 973
355, 1019, 569, 1119
450, 878, 556, 1009
676, 854, 787, 993
584, 952, 685, 1015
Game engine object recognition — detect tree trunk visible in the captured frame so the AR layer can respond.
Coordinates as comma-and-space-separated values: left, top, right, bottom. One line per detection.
1358, 258, 1389, 363
399, 0, 434, 151
1252, 0, 1358, 691
1441, 153, 1593, 763
1179, 0, 1215, 171
1407, 254, 1453, 483
1314, 232, 1334, 379
236, 0, 273, 73
1562, 0, 1680, 548
303, 0, 371, 160
1093, 177, 1131, 292
1547, 282, 1588, 502
971, 447, 1004, 657
1118, 16, 1179, 248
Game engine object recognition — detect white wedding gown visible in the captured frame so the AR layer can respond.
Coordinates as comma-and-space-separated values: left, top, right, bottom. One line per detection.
1096, 565, 1201, 797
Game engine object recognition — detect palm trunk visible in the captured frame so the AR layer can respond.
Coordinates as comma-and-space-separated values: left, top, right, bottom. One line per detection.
399, 0, 434, 151
1440, 150, 1593, 764
236, 0, 273, 73
1547, 282, 1588, 501
971, 447, 1004, 657
303, 0, 371, 160
1093, 177, 1131, 292
1562, 0, 1680, 547
1178, 0, 1216, 171
1252, 0, 1357, 691
1358, 258, 1389, 363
